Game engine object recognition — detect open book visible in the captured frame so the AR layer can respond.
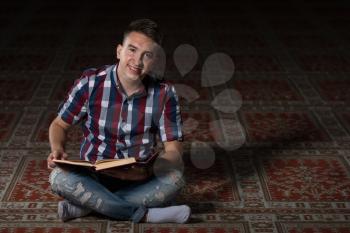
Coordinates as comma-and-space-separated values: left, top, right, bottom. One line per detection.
53, 151, 159, 171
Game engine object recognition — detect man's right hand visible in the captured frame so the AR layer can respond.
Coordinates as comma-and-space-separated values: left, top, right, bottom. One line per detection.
47, 150, 68, 170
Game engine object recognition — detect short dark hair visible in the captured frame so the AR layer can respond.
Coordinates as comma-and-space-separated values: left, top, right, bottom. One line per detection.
123, 18, 163, 45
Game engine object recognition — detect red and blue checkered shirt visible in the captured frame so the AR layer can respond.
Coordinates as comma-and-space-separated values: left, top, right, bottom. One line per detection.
58, 64, 183, 162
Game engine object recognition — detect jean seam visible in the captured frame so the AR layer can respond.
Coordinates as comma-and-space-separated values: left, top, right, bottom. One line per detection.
131, 206, 147, 223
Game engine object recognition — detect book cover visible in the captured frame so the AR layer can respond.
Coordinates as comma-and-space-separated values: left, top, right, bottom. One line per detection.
53, 150, 159, 171
53, 157, 136, 171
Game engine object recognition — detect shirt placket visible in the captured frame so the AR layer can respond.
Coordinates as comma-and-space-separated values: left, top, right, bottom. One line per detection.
119, 96, 129, 143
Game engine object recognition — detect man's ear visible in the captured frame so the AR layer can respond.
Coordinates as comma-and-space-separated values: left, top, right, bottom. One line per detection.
116, 44, 122, 59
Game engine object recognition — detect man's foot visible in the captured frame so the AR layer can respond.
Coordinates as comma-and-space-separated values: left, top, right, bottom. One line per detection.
146, 205, 191, 223
58, 200, 91, 222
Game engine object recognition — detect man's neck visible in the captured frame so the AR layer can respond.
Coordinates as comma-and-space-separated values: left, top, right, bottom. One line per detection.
117, 71, 144, 97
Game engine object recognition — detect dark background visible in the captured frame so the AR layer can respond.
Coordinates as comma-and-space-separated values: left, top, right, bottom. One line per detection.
1, 0, 349, 78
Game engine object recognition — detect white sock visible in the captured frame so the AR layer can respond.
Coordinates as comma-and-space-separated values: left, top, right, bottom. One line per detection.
146, 205, 191, 223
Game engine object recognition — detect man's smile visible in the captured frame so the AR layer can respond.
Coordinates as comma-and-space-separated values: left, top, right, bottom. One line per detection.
128, 64, 142, 74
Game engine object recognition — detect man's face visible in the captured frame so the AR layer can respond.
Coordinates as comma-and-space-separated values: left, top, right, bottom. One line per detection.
116, 31, 158, 82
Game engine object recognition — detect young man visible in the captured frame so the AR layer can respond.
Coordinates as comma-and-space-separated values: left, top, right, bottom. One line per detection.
47, 19, 191, 223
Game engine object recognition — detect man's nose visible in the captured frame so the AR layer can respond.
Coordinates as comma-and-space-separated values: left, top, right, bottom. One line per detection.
134, 53, 143, 66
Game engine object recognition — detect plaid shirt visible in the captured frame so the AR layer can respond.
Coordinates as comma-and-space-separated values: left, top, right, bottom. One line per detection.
58, 64, 183, 162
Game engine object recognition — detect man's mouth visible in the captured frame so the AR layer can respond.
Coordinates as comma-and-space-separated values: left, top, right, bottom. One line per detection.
128, 65, 142, 74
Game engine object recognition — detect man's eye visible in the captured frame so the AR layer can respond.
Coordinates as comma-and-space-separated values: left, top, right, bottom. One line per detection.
145, 53, 153, 59
128, 48, 136, 52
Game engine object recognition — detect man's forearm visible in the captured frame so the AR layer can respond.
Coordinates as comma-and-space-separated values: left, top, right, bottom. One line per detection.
47, 119, 70, 168
160, 141, 184, 167
49, 121, 67, 152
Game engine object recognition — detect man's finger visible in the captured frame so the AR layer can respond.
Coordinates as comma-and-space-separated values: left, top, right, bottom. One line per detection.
51, 151, 59, 159
47, 160, 56, 169
47, 152, 58, 169
62, 153, 68, 160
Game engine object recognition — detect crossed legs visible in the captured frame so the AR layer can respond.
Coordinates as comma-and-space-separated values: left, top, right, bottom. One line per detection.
49, 167, 189, 223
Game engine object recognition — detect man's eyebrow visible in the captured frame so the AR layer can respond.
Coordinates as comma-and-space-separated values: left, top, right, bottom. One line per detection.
127, 44, 153, 54
127, 44, 138, 49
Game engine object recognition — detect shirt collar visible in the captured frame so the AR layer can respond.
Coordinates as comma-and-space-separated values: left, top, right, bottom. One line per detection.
112, 63, 149, 99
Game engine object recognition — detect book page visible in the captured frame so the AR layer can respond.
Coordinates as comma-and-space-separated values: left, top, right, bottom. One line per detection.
53, 153, 157, 171
53, 159, 93, 168
95, 159, 124, 164
94, 157, 136, 171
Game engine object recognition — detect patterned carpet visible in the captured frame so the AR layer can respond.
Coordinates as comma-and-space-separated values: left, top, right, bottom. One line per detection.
1, 0, 350, 232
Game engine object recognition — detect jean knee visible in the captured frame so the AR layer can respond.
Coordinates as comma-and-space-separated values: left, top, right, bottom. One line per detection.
156, 169, 186, 190
49, 167, 63, 193
139, 185, 180, 207
49, 167, 79, 196
140, 173, 185, 207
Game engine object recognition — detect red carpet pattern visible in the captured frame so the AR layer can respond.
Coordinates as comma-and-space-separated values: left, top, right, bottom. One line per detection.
182, 111, 219, 142
5, 157, 60, 202
137, 223, 250, 233
234, 79, 304, 102
180, 154, 239, 204
0, 0, 350, 232
258, 155, 350, 202
0, 110, 22, 144
0, 79, 39, 102
242, 110, 330, 143
1, 222, 107, 233
336, 112, 350, 134
32, 111, 83, 145
276, 222, 350, 233
294, 55, 350, 73
313, 79, 350, 102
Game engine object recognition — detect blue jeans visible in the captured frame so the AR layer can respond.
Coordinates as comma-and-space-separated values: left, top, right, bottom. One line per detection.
49, 167, 185, 223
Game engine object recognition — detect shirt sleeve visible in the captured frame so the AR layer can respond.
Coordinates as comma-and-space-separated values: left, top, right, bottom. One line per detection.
57, 74, 89, 125
159, 84, 184, 142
